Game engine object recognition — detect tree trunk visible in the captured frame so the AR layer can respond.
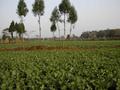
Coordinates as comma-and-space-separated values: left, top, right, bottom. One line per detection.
20, 16, 24, 41
20, 16, 23, 23
38, 15, 41, 39
64, 13, 66, 38
57, 22, 60, 40
11, 32, 14, 39
19, 33, 22, 40
70, 24, 72, 36
53, 32, 55, 40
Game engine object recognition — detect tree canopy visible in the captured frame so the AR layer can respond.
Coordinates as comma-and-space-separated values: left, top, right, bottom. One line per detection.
15, 23, 26, 38
68, 5, 78, 36
9, 21, 16, 39
9, 21, 15, 33
50, 7, 60, 23
32, 0, 44, 16
59, 0, 71, 14
17, 0, 28, 17
81, 29, 120, 40
68, 6, 78, 24
50, 23, 57, 33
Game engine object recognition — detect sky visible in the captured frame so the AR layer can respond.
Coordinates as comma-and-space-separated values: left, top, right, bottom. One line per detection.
0, 0, 120, 38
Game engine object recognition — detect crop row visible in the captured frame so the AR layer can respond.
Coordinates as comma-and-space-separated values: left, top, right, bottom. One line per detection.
0, 48, 120, 90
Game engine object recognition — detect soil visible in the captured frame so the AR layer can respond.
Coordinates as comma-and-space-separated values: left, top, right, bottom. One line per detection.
0, 45, 120, 51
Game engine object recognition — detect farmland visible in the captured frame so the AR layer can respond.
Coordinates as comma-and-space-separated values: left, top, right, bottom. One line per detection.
0, 40, 120, 90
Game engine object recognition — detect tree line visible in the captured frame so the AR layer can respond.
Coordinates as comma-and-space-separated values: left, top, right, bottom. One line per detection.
80, 29, 120, 40
2, 0, 78, 41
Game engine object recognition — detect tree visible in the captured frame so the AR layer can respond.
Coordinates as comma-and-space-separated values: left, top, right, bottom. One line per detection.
80, 31, 90, 39
59, 0, 71, 38
50, 7, 61, 39
32, 0, 45, 39
50, 23, 57, 39
17, 0, 29, 23
80, 29, 120, 40
68, 6, 78, 36
2, 28, 10, 40
15, 23, 26, 39
9, 21, 16, 39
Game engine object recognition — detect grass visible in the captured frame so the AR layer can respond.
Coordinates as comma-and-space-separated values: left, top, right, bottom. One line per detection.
0, 40, 120, 49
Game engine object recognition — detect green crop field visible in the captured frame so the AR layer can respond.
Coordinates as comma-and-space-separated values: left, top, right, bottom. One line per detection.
0, 40, 120, 90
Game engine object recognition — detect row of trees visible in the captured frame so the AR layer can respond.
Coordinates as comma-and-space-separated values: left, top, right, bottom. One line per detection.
50, 0, 78, 39
2, 0, 78, 40
32, 0, 78, 39
2, 0, 28, 41
80, 29, 120, 40
2, 21, 25, 40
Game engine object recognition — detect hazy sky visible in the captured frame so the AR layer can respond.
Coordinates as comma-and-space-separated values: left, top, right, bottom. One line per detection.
0, 0, 120, 38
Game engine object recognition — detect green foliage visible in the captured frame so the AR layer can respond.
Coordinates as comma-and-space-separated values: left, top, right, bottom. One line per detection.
50, 7, 60, 23
68, 6, 78, 24
9, 21, 15, 32
0, 41, 120, 89
68, 6, 78, 36
50, 6, 61, 38
59, 0, 71, 14
32, 0, 44, 16
81, 29, 120, 40
50, 23, 57, 32
0, 48, 120, 89
15, 23, 26, 38
17, 0, 28, 17
9, 21, 16, 39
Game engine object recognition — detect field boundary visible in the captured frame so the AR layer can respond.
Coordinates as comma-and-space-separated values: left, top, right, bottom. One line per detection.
0, 45, 120, 51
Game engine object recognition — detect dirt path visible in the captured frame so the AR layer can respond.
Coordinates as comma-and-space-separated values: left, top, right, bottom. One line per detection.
0, 45, 120, 51
0, 45, 81, 51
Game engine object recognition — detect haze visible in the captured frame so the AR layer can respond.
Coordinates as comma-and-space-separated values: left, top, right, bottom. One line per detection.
0, 0, 120, 38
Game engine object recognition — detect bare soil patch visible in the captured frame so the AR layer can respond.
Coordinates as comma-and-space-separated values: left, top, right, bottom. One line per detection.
0, 45, 90, 51
0, 45, 120, 51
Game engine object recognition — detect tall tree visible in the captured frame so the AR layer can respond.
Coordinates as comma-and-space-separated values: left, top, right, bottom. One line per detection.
50, 7, 61, 39
50, 23, 57, 39
9, 21, 16, 39
68, 6, 78, 36
17, 0, 29, 23
59, 0, 71, 38
32, 0, 45, 39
